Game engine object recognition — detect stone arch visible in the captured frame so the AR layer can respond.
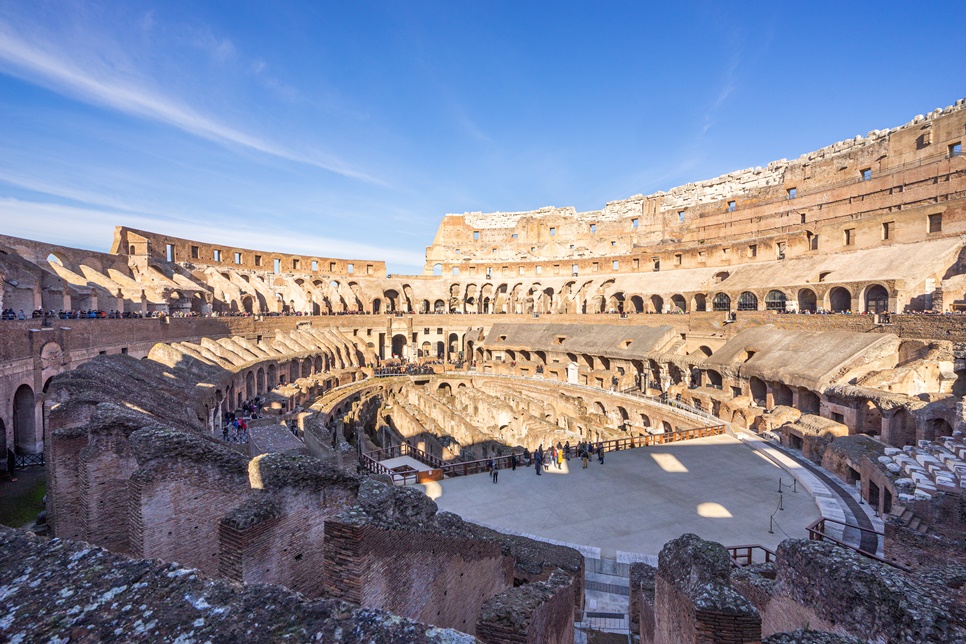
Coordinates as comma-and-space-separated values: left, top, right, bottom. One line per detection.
864, 284, 890, 314
640, 413, 651, 428
705, 370, 723, 388
749, 377, 767, 406
372, 298, 382, 314
437, 382, 452, 396
661, 420, 672, 433
13, 384, 36, 452
692, 293, 707, 312
434, 299, 446, 313
650, 294, 664, 313
798, 288, 817, 313
712, 293, 731, 312
828, 287, 852, 313
773, 383, 793, 407
670, 294, 687, 313
267, 364, 277, 388
256, 368, 265, 394
391, 334, 407, 359
241, 295, 255, 314
697, 345, 713, 357
923, 416, 953, 442
245, 371, 255, 399
889, 409, 917, 447
737, 291, 759, 311
798, 388, 820, 415
629, 295, 644, 314
46, 251, 73, 272
765, 290, 787, 311
593, 401, 606, 415
432, 263, 442, 277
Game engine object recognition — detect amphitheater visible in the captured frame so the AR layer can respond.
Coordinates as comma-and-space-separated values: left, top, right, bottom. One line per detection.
2, 100, 966, 643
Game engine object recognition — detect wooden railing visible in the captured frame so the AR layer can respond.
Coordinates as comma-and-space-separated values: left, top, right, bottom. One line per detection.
806, 517, 910, 572
727, 544, 776, 568
362, 423, 726, 483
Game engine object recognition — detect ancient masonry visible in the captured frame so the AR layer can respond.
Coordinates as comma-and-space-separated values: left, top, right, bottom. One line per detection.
2, 99, 966, 641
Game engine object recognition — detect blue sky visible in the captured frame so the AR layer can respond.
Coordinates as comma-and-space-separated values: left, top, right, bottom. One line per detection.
0, 1, 963, 274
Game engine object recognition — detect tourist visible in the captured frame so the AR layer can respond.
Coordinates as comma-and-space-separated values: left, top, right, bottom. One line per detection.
564, 441, 571, 460
534, 454, 542, 475
491, 462, 499, 484
597, 443, 604, 464
581, 449, 589, 469
556, 449, 563, 469
543, 450, 551, 471
510, 452, 517, 471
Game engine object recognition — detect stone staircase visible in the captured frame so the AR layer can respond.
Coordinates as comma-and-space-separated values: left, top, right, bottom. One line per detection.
890, 504, 931, 536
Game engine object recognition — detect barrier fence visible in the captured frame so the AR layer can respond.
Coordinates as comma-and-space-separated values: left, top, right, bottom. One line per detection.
362, 423, 725, 484
806, 517, 908, 571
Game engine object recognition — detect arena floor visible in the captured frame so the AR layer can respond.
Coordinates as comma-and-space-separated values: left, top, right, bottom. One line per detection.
419, 433, 821, 558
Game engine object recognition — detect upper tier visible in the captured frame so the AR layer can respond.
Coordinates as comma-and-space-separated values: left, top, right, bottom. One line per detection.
424, 98, 966, 273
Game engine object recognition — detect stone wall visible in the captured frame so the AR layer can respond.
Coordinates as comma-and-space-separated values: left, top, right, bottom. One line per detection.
476, 569, 576, 644
629, 561, 657, 643
654, 534, 761, 644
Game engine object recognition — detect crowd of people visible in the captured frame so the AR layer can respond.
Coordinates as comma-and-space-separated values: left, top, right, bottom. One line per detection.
221, 397, 262, 443
484, 440, 609, 484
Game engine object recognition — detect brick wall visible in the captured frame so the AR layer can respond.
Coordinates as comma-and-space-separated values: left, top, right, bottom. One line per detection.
629, 562, 657, 643
79, 432, 138, 554
476, 570, 576, 644
323, 520, 510, 634
129, 461, 248, 575
218, 487, 357, 597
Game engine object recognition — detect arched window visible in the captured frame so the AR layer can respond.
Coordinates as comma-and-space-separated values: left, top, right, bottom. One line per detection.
765, 290, 787, 311
829, 287, 852, 312
737, 292, 758, 311
798, 289, 817, 313
865, 285, 889, 314
712, 293, 731, 311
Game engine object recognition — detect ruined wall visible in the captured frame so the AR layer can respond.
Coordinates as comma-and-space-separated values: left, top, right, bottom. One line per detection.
0, 526, 478, 643
219, 455, 361, 597
127, 428, 250, 575
654, 534, 761, 644
734, 539, 966, 642
476, 570, 576, 644
324, 519, 510, 634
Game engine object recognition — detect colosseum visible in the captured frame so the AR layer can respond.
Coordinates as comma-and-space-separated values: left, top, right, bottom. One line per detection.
2, 100, 966, 643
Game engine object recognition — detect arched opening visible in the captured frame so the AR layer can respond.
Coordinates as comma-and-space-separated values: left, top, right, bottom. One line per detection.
798, 288, 817, 313
798, 388, 820, 415
372, 298, 382, 314
670, 294, 687, 313
267, 364, 277, 389
773, 383, 793, 407
765, 290, 787, 311
661, 420, 672, 433
640, 413, 651, 429
420, 300, 430, 313
256, 368, 265, 394
242, 295, 255, 314
692, 293, 707, 312
434, 299, 446, 313
705, 370, 723, 389
448, 333, 460, 359
923, 417, 953, 442
630, 295, 644, 314
436, 341, 445, 358
865, 284, 889, 314
828, 287, 852, 313
391, 334, 407, 359
712, 293, 731, 312
749, 377, 767, 406
890, 409, 917, 447
437, 383, 452, 396
432, 263, 442, 277
859, 400, 882, 435
650, 294, 664, 313
737, 291, 758, 311
593, 401, 606, 415
245, 371, 255, 399
13, 384, 36, 452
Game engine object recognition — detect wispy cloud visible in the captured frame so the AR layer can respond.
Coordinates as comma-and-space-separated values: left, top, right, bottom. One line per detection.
0, 17, 381, 184
702, 46, 742, 135
0, 198, 426, 268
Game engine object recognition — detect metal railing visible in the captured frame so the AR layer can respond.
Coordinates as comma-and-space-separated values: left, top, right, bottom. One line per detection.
362, 423, 725, 484
14, 452, 45, 468
806, 517, 909, 571
727, 544, 776, 568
